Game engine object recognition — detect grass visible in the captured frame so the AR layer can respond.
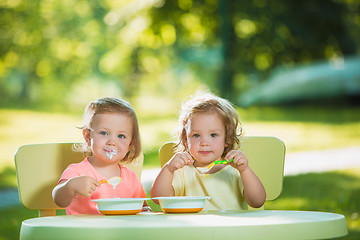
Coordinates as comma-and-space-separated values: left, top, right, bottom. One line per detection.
1, 105, 360, 239
1, 105, 360, 169
265, 168, 360, 239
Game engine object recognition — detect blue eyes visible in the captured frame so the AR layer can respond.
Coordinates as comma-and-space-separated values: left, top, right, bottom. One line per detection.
192, 133, 218, 138
99, 131, 126, 139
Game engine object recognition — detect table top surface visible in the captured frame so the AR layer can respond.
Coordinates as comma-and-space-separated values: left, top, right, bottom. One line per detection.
20, 210, 348, 240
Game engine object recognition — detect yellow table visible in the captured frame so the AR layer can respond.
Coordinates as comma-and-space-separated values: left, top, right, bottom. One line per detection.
20, 210, 347, 240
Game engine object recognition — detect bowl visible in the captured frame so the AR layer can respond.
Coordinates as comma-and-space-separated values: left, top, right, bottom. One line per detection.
152, 196, 211, 213
91, 198, 150, 215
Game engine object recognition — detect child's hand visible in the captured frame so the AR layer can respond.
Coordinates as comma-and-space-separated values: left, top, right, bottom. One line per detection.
226, 150, 249, 173
167, 152, 193, 172
67, 176, 100, 197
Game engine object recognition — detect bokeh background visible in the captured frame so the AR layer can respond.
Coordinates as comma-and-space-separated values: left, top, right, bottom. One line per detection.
1, 0, 360, 239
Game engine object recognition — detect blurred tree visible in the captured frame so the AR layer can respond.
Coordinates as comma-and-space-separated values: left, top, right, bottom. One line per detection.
0, 0, 157, 109
218, 0, 235, 100
0, 0, 358, 108
148, 0, 359, 100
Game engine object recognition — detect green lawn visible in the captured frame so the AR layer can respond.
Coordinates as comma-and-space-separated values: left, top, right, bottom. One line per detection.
1, 106, 360, 170
1, 106, 360, 239
265, 168, 360, 239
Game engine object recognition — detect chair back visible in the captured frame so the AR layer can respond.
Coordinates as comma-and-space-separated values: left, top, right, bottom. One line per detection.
14, 142, 143, 217
158, 136, 285, 201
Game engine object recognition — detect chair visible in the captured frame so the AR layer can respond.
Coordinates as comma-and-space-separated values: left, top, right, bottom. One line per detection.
158, 136, 286, 206
14, 142, 144, 217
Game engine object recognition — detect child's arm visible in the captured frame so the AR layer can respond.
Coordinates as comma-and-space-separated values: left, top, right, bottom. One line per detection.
151, 152, 193, 203
226, 150, 266, 208
52, 176, 100, 208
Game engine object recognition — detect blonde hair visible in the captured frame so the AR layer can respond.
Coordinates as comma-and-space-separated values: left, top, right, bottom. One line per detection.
74, 97, 141, 163
175, 92, 243, 158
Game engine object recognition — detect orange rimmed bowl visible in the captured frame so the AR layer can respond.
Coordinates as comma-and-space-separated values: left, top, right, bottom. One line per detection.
152, 196, 211, 213
91, 198, 150, 215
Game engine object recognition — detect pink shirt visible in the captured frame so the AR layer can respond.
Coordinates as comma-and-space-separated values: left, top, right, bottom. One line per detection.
59, 157, 146, 215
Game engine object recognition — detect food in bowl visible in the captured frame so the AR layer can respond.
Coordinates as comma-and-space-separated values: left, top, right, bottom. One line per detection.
91, 198, 150, 215
152, 196, 211, 213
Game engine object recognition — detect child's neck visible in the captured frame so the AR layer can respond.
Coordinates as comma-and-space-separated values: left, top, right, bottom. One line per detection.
88, 157, 121, 179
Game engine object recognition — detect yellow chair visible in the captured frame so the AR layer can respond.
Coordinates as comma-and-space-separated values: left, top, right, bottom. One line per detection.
158, 136, 286, 206
14, 142, 144, 217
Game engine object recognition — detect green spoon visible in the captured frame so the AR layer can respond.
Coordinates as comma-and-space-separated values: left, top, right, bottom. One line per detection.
207, 158, 233, 169
214, 158, 233, 165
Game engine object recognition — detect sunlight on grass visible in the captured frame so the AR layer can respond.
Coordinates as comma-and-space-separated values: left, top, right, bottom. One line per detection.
0, 109, 83, 170
139, 118, 177, 150
265, 197, 310, 209
0, 108, 178, 171
244, 121, 360, 152
239, 105, 360, 152
1, 107, 360, 170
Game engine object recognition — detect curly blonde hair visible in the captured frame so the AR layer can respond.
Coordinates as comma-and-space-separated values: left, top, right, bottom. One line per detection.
175, 92, 243, 158
74, 97, 141, 163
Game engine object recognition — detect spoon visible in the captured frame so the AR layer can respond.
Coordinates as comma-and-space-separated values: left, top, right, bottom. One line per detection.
99, 176, 121, 189
207, 158, 233, 169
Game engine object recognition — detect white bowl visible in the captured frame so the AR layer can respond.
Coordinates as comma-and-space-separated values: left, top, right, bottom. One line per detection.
152, 196, 211, 213
91, 198, 150, 215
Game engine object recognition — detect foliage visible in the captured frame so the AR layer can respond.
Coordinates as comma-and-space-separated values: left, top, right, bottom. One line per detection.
0, 0, 359, 109
148, 0, 360, 98
0, 0, 190, 110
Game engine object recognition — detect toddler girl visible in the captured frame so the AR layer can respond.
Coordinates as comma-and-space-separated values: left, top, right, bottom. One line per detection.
151, 93, 266, 210
53, 97, 148, 214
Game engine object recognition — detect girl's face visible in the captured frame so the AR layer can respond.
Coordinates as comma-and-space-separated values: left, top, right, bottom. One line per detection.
83, 112, 133, 165
185, 112, 226, 167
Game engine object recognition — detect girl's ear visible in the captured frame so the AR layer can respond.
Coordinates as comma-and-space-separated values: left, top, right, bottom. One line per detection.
82, 128, 91, 146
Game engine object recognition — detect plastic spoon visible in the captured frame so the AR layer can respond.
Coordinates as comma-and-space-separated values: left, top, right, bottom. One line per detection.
99, 179, 109, 184
107, 176, 121, 189
99, 176, 121, 189
207, 158, 233, 169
